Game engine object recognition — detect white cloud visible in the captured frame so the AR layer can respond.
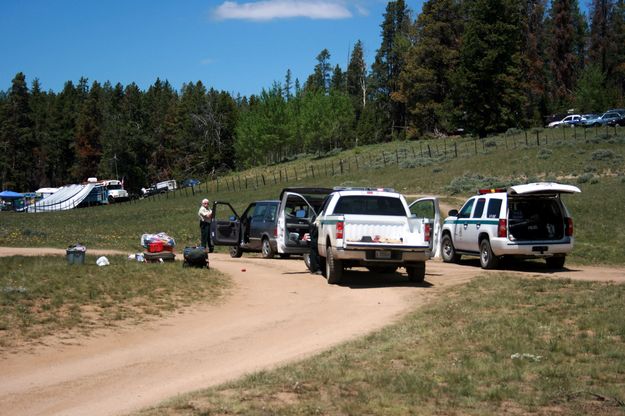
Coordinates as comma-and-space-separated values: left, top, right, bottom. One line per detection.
213, 0, 353, 21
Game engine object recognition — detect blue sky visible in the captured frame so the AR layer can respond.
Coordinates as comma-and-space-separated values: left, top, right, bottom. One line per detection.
0, 0, 424, 98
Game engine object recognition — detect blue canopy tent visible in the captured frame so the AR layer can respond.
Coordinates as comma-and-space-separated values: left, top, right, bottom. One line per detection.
0, 190, 25, 211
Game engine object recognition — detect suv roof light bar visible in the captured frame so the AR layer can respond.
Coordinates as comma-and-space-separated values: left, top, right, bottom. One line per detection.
477, 188, 507, 194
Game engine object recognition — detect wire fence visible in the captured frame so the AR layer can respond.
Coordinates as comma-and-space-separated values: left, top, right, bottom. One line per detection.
19, 123, 625, 211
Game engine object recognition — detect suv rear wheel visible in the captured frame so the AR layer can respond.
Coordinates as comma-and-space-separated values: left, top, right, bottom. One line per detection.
261, 238, 275, 259
480, 239, 499, 269
230, 245, 243, 258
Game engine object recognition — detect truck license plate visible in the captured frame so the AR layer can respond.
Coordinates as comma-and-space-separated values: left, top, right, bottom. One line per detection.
375, 250, 391, 259
532, 246, 548, 253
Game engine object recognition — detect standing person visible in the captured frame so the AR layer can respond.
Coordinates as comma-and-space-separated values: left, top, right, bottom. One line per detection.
198, 198, 213, 252
307, 214, 323, 275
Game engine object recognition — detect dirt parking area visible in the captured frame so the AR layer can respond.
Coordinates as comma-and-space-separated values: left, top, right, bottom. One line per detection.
1, 247, 623, 416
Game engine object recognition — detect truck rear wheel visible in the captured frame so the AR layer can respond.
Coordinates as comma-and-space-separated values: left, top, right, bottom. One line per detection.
325, 246, 343, 285
546, 255, 566, 269
406, 262, 426, 283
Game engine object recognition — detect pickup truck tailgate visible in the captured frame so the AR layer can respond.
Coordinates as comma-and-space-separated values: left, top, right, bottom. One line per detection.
340, 215, 428, 249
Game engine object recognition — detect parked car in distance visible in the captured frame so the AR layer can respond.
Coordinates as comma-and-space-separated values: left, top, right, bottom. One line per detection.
582, 111, 624, 127
441, 182, 580, 269
182, 178, 201, 188
141, 186, 158, 197
156, 180, 177, 193
547, 114, 582, 128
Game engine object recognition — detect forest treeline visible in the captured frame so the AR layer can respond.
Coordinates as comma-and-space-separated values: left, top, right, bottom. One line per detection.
1, 0, 624, 192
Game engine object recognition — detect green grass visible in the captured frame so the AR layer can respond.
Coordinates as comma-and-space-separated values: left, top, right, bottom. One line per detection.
138, 275, 625, 416
0, 255, 230, 350
1, 128, 624, 264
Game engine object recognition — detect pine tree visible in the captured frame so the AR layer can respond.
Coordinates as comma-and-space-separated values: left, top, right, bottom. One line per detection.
284, 69, 293, 100
607, 0, 625, 100
306, 49, 332, 93
330, 64, 346, 92
370, 0, 412, 140
399, 0, 463, 134
521, 0, 549, 124
73, 81, 104, 180
546, 0, 587, 106
0, 73, 35, 190
346, 40, 368, 118
454, 0, 527, 136
589, 0, 612, 74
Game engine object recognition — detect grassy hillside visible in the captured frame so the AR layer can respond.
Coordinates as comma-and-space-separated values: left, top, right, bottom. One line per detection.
1, 127, 624, 264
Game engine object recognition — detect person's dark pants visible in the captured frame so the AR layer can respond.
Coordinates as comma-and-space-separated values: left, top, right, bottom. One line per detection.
200, 221, 213, 252
309, 224, 321, 273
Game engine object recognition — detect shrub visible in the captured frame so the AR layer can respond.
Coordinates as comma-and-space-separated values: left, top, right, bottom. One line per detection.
399, 158, 433, 169
591, 149, 617, 161
445, 173, 507, 195
577, 173, 594, 184
537, 148, 553, 160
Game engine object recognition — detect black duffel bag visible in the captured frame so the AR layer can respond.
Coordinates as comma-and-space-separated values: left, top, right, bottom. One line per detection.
183, 246, 209, 268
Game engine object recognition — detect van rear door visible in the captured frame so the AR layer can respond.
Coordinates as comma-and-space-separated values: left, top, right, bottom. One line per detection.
508, 183, 581, 195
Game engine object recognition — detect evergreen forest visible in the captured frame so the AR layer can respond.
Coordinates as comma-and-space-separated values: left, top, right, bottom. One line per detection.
1, 0, 624, 193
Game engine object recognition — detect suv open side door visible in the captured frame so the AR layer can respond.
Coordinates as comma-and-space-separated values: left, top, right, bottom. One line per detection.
408, 197, 441, 258
210, 202, 241, 246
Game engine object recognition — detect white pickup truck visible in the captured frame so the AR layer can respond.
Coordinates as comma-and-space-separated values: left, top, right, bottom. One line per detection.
311, 188, 440, 284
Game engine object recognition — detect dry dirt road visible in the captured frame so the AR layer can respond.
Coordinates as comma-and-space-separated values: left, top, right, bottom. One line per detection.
1, 248, 624, 416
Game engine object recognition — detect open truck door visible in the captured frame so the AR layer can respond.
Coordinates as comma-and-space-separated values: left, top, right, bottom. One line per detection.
210, 202, 241, 246
408, 197, 441, 258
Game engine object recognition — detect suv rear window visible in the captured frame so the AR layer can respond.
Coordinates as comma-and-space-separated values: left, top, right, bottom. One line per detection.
333, 196, 405, 216
472, 198, 486, 218
486, 198, 502, 218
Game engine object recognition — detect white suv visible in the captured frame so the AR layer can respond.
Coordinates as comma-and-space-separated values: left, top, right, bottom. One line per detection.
441, 183, 580, 269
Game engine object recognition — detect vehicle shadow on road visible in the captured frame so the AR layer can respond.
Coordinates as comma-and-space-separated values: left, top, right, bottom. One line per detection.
335, 269, 435, 289
455, 258, 579, 274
